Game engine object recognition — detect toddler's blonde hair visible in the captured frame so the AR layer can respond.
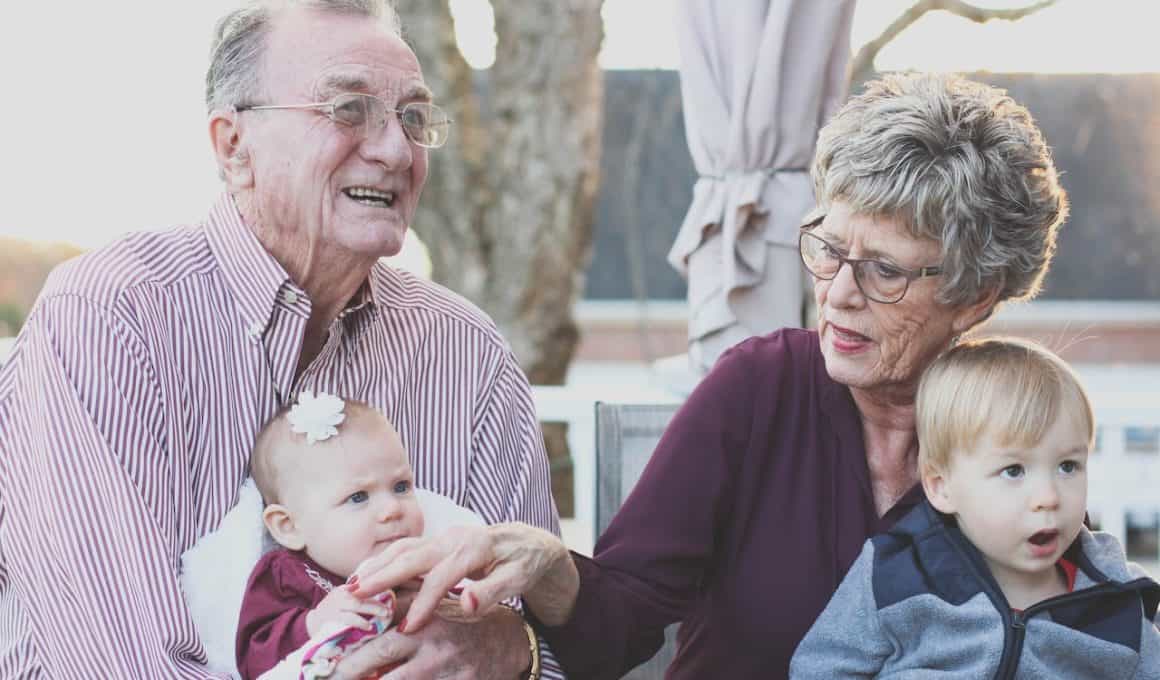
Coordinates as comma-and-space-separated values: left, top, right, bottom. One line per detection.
917, 337, 1094, 475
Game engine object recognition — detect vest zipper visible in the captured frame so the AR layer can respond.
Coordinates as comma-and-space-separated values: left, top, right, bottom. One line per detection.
992, 579, 1155, 679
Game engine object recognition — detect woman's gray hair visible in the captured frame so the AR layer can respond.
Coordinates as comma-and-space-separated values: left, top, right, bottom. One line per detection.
812, 72, 1069, 308
205, 0, 403, 112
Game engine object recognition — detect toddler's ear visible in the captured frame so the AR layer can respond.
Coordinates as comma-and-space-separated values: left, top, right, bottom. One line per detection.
262, 504, 306, 551
922, 468, 956, 515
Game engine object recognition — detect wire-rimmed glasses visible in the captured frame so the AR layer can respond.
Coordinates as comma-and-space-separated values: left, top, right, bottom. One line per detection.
798, 216, 943, 304
236, 92, 452, 148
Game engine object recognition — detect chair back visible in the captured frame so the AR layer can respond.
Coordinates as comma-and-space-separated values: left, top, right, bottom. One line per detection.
594, 402, 681, 680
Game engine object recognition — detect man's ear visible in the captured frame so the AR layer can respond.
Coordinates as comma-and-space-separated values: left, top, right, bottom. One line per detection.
951, 285, 1002, 335
262, 503, 305, 551
209, 110, 254, 190
922, 466, 957, 515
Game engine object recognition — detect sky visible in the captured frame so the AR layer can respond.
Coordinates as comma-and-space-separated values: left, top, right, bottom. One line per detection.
2, 0, 1157, 251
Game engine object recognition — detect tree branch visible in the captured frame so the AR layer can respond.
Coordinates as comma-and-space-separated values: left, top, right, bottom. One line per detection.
849, 0, 1058, 87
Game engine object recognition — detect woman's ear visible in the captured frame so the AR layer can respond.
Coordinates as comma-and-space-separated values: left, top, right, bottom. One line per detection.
209, 110, 254, 190
951, 285, 1002, 335
922, 466, 956, 515
262, 503, 305, 551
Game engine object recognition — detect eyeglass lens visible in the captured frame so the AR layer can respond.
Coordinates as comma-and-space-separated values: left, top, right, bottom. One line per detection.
331, 93, 450, 148
799, 231, 908, 303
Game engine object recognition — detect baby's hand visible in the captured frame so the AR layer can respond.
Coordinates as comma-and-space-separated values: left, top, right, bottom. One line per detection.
305, 584, 394, 637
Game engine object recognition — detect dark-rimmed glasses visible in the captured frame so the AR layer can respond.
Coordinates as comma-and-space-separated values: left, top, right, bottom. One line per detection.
798, 216, 943, 304
236, 92, 452, 148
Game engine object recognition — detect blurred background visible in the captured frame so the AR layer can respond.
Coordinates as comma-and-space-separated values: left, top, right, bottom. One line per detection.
2, 0, 1157, 569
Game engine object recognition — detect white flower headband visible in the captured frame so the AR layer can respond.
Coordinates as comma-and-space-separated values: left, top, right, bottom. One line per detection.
287, 391, 346, 444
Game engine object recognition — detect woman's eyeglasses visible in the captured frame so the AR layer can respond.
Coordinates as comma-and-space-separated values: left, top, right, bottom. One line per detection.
798, 217, 943, 304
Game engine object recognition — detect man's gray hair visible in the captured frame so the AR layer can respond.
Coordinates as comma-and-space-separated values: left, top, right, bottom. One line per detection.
205, 0, 403, 112
812, 72, 1069, 308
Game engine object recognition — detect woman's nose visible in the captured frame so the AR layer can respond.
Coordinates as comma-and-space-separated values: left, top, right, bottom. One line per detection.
825, 261, 865, 308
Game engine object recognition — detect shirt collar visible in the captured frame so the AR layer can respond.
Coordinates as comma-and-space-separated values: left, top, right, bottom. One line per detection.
205, 193, 292, 337
206, 193, 381, 335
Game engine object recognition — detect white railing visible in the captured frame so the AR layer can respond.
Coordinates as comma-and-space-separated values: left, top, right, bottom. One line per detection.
4, 337, 1154, 562
533, 380, 1160, 562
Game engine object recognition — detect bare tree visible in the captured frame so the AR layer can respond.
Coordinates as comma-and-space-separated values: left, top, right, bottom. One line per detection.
395, 1, 606, 387
849, 0, 1058, 86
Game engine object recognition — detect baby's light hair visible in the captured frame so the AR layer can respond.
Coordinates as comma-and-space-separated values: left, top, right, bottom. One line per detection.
250, 397, 384, 504
917, 337, 1094, 476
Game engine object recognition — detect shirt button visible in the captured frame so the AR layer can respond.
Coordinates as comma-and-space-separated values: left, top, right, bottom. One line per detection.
283, 290, 299, 305
247, 322, 263, 338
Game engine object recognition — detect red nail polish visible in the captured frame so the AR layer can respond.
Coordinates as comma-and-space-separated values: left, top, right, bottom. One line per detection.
346, 573, 359, 585
397, 617, 408, 633
467, 592, 479, 612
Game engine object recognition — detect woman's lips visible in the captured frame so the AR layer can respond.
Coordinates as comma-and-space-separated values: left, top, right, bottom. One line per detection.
829, 323, 871, 352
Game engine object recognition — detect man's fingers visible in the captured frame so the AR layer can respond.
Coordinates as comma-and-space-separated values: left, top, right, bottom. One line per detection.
334, 630, 416, 678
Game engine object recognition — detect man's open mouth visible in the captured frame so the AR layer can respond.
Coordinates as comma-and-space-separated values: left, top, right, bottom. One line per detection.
344, 186, 396, 208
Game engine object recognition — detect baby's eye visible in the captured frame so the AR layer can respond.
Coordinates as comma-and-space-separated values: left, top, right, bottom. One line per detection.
347, 491, 369, 504
999, 464, 1024, 479
393, 480, 412, 494
1059, 460, 1082, 474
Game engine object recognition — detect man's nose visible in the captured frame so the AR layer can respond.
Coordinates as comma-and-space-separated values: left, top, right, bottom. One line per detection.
360, 112, 414, 170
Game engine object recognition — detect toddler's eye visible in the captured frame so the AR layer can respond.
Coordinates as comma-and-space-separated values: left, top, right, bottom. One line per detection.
1059, 460, 1082, 474
393, 480, 412, 494
348, 491, 369, 504
999, 464, 1024, 479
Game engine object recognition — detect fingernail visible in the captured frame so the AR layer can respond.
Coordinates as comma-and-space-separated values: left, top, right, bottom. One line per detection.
397, 617, 408, 634
346, 573, 359, 585
467, 592, 479, 613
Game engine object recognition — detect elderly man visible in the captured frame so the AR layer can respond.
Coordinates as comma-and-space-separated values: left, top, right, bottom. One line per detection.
0, 1, 560, 678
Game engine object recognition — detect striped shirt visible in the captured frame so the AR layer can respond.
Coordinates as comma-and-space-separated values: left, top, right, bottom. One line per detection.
0, 194, 563, 678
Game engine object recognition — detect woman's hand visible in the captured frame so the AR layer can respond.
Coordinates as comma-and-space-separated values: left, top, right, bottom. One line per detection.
351, 522, 579, 632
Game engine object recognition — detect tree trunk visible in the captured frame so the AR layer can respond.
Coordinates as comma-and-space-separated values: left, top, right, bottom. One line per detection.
396, 1, 606, 387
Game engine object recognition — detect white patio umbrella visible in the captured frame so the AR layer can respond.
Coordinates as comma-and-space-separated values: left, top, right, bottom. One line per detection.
667, 0, 856, 376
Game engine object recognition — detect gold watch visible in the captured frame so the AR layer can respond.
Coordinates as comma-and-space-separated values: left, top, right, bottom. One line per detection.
521, 618, 542, 680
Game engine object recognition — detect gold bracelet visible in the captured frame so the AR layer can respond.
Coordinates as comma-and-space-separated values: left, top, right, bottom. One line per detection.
521, 618, 542, 680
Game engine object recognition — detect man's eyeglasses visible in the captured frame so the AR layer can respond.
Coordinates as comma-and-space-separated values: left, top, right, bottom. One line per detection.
236, 92, 452, 148
798, 216, 943, 304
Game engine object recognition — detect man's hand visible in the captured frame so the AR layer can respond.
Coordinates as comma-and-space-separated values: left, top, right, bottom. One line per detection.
328, 600, 531, 680
306, 584, 395, 637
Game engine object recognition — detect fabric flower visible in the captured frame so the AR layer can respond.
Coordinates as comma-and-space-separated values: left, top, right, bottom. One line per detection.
288, 392, 346, 444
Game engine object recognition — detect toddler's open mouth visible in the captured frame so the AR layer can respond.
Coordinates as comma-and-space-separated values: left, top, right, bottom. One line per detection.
1028, 529, 1060, 558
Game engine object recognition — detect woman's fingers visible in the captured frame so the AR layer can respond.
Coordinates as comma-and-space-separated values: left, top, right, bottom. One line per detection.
353, 537, 445, 597
458, 559, 531, 618
398, 537, 495, 631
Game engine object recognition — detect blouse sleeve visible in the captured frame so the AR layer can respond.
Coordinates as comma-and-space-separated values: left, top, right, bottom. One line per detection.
536, 336, 771, 678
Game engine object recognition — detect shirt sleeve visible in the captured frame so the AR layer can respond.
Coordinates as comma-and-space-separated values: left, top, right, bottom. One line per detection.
465, 349, 567, 677
0, 294, 225, 678
533, 339, 766, 679
465, 351, 560, 536
788, 540, 891, 678
235, 553, 315, 680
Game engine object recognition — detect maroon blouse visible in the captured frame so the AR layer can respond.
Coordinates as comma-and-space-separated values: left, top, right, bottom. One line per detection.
236, 549, 343, 680
536, 329, 923, 679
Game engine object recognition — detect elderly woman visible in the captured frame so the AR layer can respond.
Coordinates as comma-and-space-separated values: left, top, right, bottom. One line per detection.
351, 72, 1069, 679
